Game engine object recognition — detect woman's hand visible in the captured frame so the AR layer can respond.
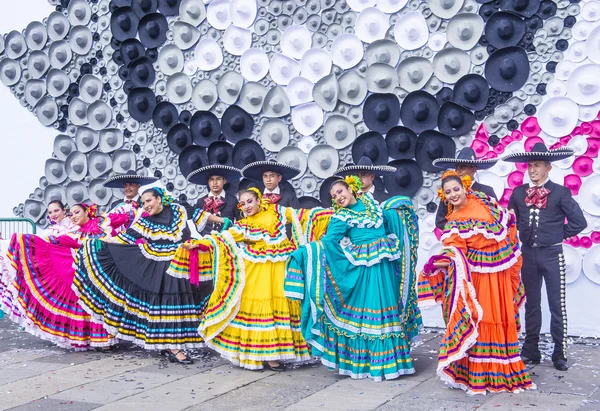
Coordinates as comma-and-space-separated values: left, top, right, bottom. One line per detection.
182, 241, 198, 250
433, 261, 450, 269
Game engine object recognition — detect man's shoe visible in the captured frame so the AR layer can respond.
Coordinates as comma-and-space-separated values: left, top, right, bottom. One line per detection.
521, 354, 541, 365
553, 359, 568, 371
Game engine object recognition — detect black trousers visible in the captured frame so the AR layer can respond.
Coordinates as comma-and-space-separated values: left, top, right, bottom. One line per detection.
521, 245, 568, 361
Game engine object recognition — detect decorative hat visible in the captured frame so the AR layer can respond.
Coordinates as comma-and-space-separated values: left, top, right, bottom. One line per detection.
194, 38, 223, 71
432, 47, 470, 84
485, 11, 526, 48
158, 44, 184, 75
335, 156, 396, 177
324, 115, 356, 149
88, 152, 113, 178
119, 38, 145, 67
400, 91, 440, 134
477, 171, 505, 199
0, 58, 20, 87
190, 110, 221, 147
313, 74, 339, 112
69, 97, 89, 126
99, 129, 124, 153
88, 179, 112, 206
131, 0, 158, 18
338, 70, 368, 105
537, 97, 579, 137
128, 87, 157, 122
27, 51, 50, 79
4, 31, 26, 60
221, 105, 254, 143
270, 53, 301, 86
24, 79, 46, 107
502, 142, 575, 163
54, 135, 76, 161
432, 147, 498, 170
307, 145, 339, 179
331, 34, 364, 69
281, 24, 312, 60
484, 46, 529, 92
278, 146, 308, 178
45, 159, 68, 184
138, 13, 168, 48
217, 71, 244, 105
355, 7, 389, 43
110, 7, 140, 41
291, 102, 323, 136
166, 72, 192, 104
229, 0, 256, 27
223, 24, 252, 56
192, 79, 218, 110
319, 176, 342, 208
24, 200, 45, 223
158, 0, 182, 16
172, 21, 200, 50
260, 119, 290, 152
240, 82, 268, 115
179, 145, 208, 177
567, 64, 600, 105
386, 126, 417, 160
397, 57, 433, 92
179, 0, 207, 26
376, 0, 408, 12
232, 138, 266, 169
48, 40, 72, 69
298, 196, 323, 209
366, 63, 399, 93
44, 185, 67, 207
438, 101, 476, 136
87, 101, 113, 131
188, 164, 241, 186
414, 130, 457, 172
301, 48, 333, 82
64, 151, 88, 181
347, 0, 376, 11
152, 101, 179, 132
447, 13, 485, 50
263, 86, 291, 118
167, 123, 192, 154
206, 0, 231, 30
35, 96, 59, 126
46, 68, 69, 97
103, 169, 159, 188
79, 74, 103, 104
352, 131, 389, 165
383, 159, 424, 197
430, 0, 465, 18
66, 181, 89, 206
69, 26, 93, 55
499, 0, 540, 18
393, 12, 428, 51
241, 160, 301, 182
240, 48, 269, 82
560, 244, 582, 284
365, 39, 401, 67
207, 141, 234, 166
363, 93, 400, 133
48, 11, 71, 41
286, 77, 314, 107
67, 0, 91, 26
112, 149, 137, 174
452, 74, 490, 111
25, 21, 48, 51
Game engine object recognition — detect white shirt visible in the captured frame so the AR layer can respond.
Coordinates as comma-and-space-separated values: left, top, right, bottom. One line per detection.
530, 177, 551, 188
363, 185, 375, 194
208, 191, 226, 199
264, 186, 281, 195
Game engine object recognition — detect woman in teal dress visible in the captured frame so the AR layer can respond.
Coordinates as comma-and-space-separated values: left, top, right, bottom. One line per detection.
285, 176, 422, 381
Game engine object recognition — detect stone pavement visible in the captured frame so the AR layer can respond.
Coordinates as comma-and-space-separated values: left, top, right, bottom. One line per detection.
0, 320, 598, 411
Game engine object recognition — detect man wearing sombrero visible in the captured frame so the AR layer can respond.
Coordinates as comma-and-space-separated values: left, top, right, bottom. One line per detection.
186, 164, 241, 236
334, 156, 396, 204
432, 147, 498, 230
241, 160, 301, 208
505, 143, 586, 372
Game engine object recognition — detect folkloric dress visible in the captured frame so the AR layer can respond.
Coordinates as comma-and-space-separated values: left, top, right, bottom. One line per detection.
417, 192, 534, 394
72, 203, 212, 350
284, 194, 422, 381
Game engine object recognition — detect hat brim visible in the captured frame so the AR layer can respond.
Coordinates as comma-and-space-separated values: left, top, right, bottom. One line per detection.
383, 160, 424, 197
432, 158, 498, 170
188, 165, 241, 186
335, 165, 396, 176
103, 174, 159, 188
241, 161, 301, 182
502, 149, 575, 163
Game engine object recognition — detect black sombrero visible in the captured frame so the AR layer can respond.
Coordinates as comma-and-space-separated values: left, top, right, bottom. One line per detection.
319, 175, 342, 208
432, 147, 498, 170
187, 164, 241, 186
241, 160, 301, 182
502, 142, 575, 163
383, 159, 424, 197
298, 196, 323, 209
334, 156, 396, 177
103, 170, 159, 188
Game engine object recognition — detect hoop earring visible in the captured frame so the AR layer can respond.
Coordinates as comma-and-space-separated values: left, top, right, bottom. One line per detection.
443, 200, 449, 206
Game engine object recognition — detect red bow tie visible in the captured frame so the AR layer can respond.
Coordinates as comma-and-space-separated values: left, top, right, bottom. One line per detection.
525, 186, 551, 209
263, 193, 281, 204
125, 200, 140, 208
204, 196, 224, 214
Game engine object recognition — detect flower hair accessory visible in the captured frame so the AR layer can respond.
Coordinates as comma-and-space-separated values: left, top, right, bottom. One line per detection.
437, 170, 473, 203
248, 187, 263, 201
79, 203, 98, 219
153, 187, 174, 205
344, 175, 363, 195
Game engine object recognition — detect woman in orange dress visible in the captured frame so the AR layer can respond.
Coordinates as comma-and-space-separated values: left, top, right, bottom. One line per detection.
418, 170, 534, 394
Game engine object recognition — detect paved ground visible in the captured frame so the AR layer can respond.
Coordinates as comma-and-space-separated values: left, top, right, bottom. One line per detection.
0, 320, 598, 411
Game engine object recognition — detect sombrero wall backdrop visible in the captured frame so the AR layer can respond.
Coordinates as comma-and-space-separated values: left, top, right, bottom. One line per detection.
1, 0, 600, 335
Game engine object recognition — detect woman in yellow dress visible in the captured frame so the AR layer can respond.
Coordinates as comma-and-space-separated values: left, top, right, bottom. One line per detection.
171, 187, 331, 371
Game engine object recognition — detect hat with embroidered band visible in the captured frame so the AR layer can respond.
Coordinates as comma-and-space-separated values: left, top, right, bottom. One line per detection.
355, 7, 389, 44
397, 56, 433, 92
217, 71, 244, 105
208, 141, 234, 166
386, 126, 417, 160
110, 7, 139, 41
393, 12, 428, 51
221, 105, 254, 143
536, 97, 579, 137
263, 86, 291, 118
278, 146, 308, 178
188, 164, 241, 186
27, 51, 50, 79
319, 175, 342, 208
112, 150, 137, 174
45, 159, 67, 184
239, 82, 267, 115
64, 151, 88, 181
352, 131, 389, 165
438, 101, 476, 136
240, 47, 269, 82
99, 129, 124, 153
192, 79, 218, 110
335, 155, 396, 177
179, 0, 206, 26
179, 145, 208, 177
484, 46, 529, 92
365, 39, 401, 67
103, 169, 159, 188
415, 130, 457, 172
25, 21, 47, 51
46, 68, 69, 97
484, 11, 526, 48
301, 48, 333, 83
366, 63, 399, 93
158, 44, 184, 75
567, 64, 600, 105
260, 119, 290, 153
190, 110, 221, 147
88, 151, 113, 178
432, 147, 498, 170
193, 37, 223, 71
400, 90, 440, 134
281, 24, 312, 60
87, 101, 113, 131
331, 34, 364, 70
292, 102, 323, 137
308, 145, 339, 179
313, 74, 339, 112
241, 160, 301, 182
429, 0, 465, 18
24, 79, 46, 107
172, 21, 200, 50
338, 70, 368, 105
324, 115, 356, 149
270, 53, 301, 86
447, 13, 484, 50
128, 87, 157, 122
223, 24, 252, 56
452, 74, 490, 111
232, 139, 266, 169
383, 159, 423, 197
152, 101, 179, 132
432, 47, 471, 84
363, 93, 400, 133
69, 26, 93, 55
502, 142, 575, 163
167, 123, 192, 154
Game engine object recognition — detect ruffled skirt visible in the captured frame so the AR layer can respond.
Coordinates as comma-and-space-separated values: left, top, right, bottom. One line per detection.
72, 240, 212, 350
1, 234, 115, 350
